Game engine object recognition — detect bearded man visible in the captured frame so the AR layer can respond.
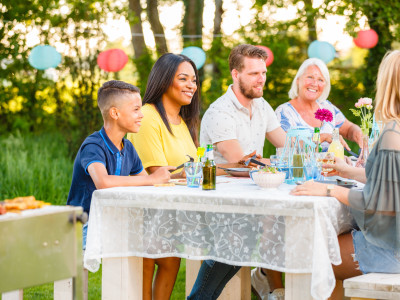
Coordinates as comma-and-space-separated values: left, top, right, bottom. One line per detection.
192, 44, 287, 300
200, 44, 286, 164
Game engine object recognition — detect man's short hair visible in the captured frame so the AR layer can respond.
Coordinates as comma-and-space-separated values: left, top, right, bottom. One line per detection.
229, 44, 268, 72
97, 80, 140, 119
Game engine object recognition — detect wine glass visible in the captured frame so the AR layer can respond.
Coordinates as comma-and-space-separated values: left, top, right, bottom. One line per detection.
315, 152, 335, 180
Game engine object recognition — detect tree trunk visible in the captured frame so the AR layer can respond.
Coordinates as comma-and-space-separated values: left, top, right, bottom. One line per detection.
182, 0, 204, 47
128, 0, 153, 92
147, 0, 168, 55
128, 0, 148, 59
211, 0, 223, 75
303, 0, 317, 42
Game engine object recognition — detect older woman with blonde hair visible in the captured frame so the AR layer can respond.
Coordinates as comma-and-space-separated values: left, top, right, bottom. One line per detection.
291, 50, 400, 299
275, 58, 363, 150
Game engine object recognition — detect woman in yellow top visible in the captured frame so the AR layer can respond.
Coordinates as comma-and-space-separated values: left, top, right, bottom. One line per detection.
128, 53, 200, 299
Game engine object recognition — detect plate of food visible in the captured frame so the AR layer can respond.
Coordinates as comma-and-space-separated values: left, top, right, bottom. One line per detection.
218, 167, 252, 177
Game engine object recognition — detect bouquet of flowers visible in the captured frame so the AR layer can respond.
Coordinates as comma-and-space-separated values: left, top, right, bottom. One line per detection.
350, 97, 373, 135
315, 108, 333, 125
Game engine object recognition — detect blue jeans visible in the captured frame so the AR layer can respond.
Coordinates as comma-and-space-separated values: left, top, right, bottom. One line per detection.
187, 260, 241, 300
352, 230, 400, 274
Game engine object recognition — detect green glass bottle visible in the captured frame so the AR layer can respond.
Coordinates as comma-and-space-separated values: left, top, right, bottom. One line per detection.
202, 144, 216, 190
312, 127, 322, 152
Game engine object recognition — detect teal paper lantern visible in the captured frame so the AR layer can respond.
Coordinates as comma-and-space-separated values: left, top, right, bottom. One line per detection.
181, 46, 206, 69
307, 41, 336, 64
28, 45, 62, 70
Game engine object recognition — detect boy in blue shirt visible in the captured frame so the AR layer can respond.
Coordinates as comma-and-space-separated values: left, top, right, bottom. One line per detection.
67, 80, 173, 248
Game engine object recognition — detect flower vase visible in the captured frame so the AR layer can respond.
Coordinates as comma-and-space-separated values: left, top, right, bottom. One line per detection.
356, 133, 369, 168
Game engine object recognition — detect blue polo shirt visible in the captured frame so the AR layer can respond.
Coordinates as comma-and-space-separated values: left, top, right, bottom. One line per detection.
67, 127, 143, 214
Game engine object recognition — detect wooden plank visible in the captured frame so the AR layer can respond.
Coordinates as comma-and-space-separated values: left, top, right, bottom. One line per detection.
2, 290, 23, 300
285, 273, 313, 300
344, 273, 400, 292
54, 278, 73, 300
186, 259, 202, 297
102, 256, 143, 300
345, 288, 400, 299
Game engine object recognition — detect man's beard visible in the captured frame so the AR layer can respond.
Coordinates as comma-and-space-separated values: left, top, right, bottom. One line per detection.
238, 78, 264, 99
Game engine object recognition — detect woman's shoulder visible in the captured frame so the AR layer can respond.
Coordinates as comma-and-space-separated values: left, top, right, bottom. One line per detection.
275, 101, 292, 110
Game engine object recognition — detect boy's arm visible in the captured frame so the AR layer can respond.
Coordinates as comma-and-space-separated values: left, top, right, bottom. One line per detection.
88, 162, 172, 189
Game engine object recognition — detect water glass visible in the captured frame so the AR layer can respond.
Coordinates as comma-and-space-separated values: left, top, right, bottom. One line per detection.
184, 162, 203, 188
270, 155, 278, 167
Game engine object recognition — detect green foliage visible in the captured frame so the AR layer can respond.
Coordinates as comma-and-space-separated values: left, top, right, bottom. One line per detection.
0, 132, 73, 203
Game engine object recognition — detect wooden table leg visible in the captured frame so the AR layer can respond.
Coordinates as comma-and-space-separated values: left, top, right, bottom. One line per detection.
218, 267, 251, 300
186, 259, 202, 297
102, 257, 143, 300
1, 290, 23, 300
285, 273, 313, 300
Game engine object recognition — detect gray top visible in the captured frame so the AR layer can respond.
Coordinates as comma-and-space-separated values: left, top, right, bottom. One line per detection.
349, 120, 400, 254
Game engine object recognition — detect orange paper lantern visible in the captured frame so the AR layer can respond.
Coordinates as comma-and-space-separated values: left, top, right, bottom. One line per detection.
353, 29, 379, 49
97, 49, 128, 72
256, 45, 274, 67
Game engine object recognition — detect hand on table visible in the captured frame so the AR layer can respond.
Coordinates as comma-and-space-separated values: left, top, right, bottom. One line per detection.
149, 166, 174, 184
290, 180, 327, 196
320, 133, 350, 151
238, 150, 261, 165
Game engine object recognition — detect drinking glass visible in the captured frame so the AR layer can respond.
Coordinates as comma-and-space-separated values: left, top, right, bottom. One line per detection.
184, 162, 203, 188
270, 155, 278, 167
315, 152, 334, 180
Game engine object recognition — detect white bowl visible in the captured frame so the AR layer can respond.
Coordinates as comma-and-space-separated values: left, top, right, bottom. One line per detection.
251, 171, 286, 189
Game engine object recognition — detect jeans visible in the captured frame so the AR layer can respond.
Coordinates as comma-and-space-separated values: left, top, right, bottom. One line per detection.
187, 260, 241, 300
352, 230, 400, 274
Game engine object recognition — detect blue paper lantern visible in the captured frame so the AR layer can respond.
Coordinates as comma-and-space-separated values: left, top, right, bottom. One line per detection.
28, 45, 62, 70
181, 46, 206, 69
307, 41, 336, 64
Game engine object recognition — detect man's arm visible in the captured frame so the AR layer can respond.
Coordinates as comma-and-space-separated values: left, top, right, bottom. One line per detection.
87, 162, 172, 189
265, 127, 286, 148
215, 139, 245, 163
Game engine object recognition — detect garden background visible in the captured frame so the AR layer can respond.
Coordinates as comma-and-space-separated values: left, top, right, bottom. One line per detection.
1, 0, 400, 298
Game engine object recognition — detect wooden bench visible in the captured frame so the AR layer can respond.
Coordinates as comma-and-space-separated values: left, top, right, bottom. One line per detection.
344, 273, 400, 300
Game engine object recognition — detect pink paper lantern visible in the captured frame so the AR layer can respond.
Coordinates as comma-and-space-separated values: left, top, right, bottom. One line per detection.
256, 45, 274, 67
97, 49, 128, 72
353, 29, 379, 49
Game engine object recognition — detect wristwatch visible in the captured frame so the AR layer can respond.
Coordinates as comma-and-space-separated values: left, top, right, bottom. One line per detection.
326, 184, 335, 197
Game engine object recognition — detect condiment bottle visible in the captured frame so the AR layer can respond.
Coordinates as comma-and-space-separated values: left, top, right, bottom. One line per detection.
313, 127, 322, 152
202, 144, 216, 190
328, 128, 344, 159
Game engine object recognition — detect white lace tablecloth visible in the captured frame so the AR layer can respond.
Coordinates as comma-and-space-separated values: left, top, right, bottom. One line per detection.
84, 177, 354, 300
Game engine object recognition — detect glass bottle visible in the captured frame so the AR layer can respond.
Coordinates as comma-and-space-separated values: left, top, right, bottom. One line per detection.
328, 128, 344, 159
312, 127, 322, 152
202, 144, 216, 190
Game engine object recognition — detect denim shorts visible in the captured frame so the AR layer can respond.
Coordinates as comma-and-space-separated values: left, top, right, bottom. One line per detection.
82, 223, 88, 250
352, 230, 400, 274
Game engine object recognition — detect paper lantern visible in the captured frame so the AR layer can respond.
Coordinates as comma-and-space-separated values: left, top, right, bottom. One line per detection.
353, 29, 379, 49
28, 45, 62, 70
181, 46, 206, 69
97, 49, 128, 72
256, 45, 274, 67
307, 41, 336, 64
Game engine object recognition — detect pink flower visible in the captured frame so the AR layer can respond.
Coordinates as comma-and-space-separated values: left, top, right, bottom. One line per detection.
356, 97, 373, 107
315, 108, 333, 122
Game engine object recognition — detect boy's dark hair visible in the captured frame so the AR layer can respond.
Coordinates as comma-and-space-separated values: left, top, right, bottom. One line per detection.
229, 44, 268, 72
143, 53, 200, 146
97, 80, 140, 119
